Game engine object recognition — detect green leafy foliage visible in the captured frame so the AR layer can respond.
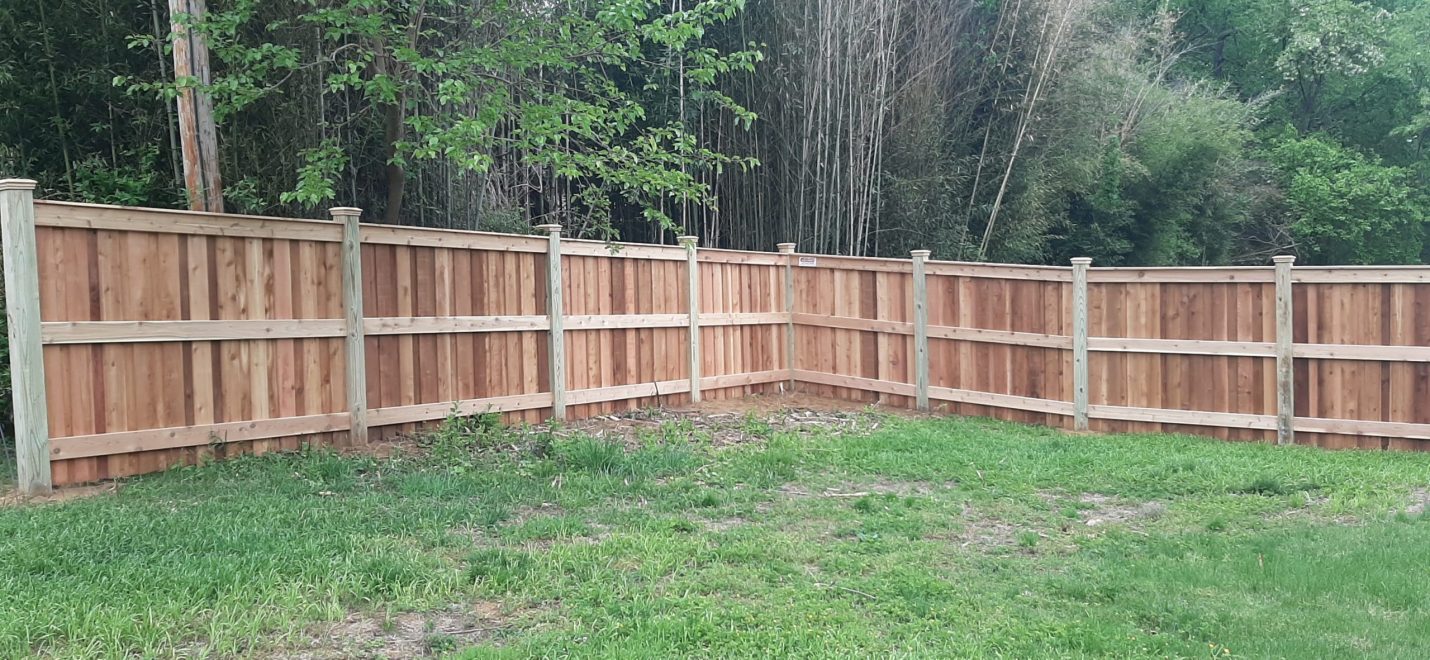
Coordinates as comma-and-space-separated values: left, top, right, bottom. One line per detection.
1270, 133, 1427, 264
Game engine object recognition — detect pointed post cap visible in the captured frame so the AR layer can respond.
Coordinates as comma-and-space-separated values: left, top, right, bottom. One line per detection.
535, 224, 562, 235
1272, 255, 1296, 264
0, 179, 38, 192
910, 250, 931, 259
776, 243, 796, 254
677, 235, 698, 247
329, 207, 363, 219
1070, 257, 1092, 266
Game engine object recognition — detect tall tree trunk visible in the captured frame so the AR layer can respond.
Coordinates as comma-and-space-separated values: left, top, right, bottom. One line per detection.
381, 96, 406, 224
169, 0, 224, 212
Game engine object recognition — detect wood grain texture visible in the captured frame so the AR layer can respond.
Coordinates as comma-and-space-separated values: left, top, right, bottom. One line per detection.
21, 204, 1430, 486
2, 181, 52, 493
1071, 258, 1090, 431
336, 208, 368, 445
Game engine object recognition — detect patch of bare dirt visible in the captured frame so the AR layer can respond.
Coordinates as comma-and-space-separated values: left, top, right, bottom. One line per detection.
1071, 493, 1167, 528
778, 479, 954, 499
922, 502, 1040, 551
551, 394, 907, 449
1406, 488, 1429, 517
702, 516, 749, 532
273, 602, 510, 659
0, 482, 118, 507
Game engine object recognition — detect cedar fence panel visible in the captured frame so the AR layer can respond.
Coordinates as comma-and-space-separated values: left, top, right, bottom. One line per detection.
3, 186, 1428, 494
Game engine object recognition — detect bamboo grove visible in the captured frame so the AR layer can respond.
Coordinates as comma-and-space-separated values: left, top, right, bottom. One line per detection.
2, 0, 1428, 266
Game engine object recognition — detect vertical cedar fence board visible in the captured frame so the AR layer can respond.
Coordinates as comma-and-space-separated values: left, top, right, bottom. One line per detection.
360, 240, 550, 441
34, 203, 350, 485
1086, 279, 1277, 442
696, 251, 788, 402
791, 255, 904, 406
9, 197, 1430, 488
561, 252, 686, 419
1293, 280, 1430, 450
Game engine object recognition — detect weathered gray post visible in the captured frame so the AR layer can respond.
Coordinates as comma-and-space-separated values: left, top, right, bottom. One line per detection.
679, 236, 702, 403
538, 224, 566, 421
1274, 255, 1296, 445
1071, 257, 1092, 431
331, 207, 368, 445
777, 243, 797, 391
0, 179, 51, 494
911, 250, 931, 412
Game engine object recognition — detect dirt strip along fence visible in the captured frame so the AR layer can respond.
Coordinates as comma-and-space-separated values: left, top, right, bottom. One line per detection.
2, 179, 1427, 493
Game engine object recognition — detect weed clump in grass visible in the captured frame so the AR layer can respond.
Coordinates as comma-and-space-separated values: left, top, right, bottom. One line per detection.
424, 632, 458, 654
421, 409, 516, 474
1235, 474, 1320, 497
466, 548, 533, 591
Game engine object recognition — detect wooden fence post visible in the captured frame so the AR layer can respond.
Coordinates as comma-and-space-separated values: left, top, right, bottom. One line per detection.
1274, 255, 1296, 445
911, 250, 931, 412
679, 236, 701, 403
0, 179, 51, 494
1071, 257, 1091, 431
538, 224, 566, 421
777, 243, 796, 390
331, 206, 367, 445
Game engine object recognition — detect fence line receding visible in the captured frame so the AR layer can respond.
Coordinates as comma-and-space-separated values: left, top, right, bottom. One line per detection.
2, 181, 1427, 494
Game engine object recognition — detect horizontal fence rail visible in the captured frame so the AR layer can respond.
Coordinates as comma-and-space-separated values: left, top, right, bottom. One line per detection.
1, 181, 1427, 494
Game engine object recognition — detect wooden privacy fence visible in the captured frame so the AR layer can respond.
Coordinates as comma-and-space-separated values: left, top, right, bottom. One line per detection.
2, 179, 1428, 493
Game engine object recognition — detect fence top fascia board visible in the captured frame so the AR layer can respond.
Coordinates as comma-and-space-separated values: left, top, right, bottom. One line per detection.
925, 260, 1072, 281
1087, 266, 1274, 283
34, 200, 343, 242
360, 223, 548, 252
561, 238, 686, 261
1293, 267, 1430, 284
796, 253, 913, 273
696, 248, 786, 265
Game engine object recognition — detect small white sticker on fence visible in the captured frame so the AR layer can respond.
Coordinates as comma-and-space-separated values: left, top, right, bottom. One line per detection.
798, 256, 817, 267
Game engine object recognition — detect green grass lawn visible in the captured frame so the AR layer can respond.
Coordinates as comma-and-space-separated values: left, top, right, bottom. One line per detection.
2, 410, 1429, 658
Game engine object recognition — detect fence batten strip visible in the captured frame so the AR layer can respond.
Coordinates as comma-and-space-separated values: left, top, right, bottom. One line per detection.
1087, 337, 1274, 358
51, 414, 352, 460
369, 393, 554, 427
41, 319, 347, 344
365, 316, 550, 335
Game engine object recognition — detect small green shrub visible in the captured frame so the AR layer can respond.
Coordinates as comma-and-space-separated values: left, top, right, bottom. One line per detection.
422, 407, 509, 474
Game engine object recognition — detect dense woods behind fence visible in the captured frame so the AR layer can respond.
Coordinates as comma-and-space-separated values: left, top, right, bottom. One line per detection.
2, 179, 1428, 493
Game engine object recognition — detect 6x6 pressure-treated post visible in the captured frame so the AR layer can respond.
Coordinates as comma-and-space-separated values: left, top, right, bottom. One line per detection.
679, 236, 702, 403
331, 206, 368, 445
1274, 255, 1296, 445
0, 179, 51, 494
1071, 258, 1092, 431
538, 224, 566, 421
777, 243, 797, 390
911, 250, 931, 412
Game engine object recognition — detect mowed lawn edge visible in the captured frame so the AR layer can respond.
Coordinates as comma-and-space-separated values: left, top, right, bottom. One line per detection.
1, 412, 1428, 658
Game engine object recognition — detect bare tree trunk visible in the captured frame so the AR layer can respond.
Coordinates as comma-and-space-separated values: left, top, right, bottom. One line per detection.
168, 0, 224, 212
